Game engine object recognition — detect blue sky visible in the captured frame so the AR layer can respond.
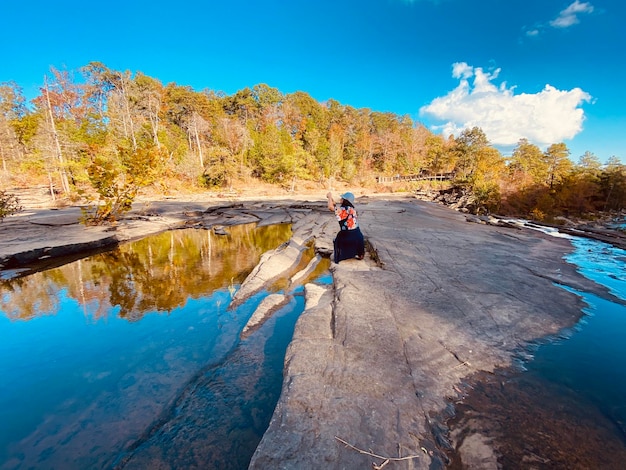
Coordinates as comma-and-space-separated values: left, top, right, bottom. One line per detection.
1, 0, 624, 163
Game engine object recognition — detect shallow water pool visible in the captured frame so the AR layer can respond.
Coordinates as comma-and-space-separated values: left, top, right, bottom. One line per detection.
0, 224, 329, 469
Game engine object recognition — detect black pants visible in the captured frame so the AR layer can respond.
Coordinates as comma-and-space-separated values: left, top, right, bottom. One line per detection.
333, 227, 365, 263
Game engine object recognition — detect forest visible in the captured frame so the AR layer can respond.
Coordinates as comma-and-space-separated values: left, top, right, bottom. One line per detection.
0, 62, 624, 223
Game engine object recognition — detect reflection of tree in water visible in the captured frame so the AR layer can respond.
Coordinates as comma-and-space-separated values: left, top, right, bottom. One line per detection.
0, 275, 61, 320
0, 223, 292, 321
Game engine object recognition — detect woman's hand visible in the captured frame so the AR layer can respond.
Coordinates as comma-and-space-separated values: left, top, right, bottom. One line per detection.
326, 192, 335, 211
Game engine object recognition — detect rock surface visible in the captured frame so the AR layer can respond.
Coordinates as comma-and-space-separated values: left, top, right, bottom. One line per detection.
241, 293, 290, 339
0, 193, 616, 469
249, 195, 615, 469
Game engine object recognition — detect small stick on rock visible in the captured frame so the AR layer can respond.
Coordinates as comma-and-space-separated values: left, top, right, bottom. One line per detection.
335, 436, 421, 468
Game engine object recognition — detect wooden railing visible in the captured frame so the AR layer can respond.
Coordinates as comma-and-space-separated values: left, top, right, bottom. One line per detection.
376, 172, 455, 184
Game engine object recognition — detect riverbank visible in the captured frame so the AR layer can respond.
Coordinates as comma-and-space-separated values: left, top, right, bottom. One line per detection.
1, 192, 620, 468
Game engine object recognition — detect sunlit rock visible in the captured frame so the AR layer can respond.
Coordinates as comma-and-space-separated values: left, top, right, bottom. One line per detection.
229, 212, 329, 308
290, 255, 322, 287
241, 293, 290, 339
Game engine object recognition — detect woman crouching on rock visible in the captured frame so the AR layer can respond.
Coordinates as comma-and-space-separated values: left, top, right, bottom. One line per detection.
326, 191, 365, 263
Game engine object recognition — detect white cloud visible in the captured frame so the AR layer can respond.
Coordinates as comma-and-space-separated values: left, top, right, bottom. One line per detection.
521, 1, 594, 39
550, 1, 594, 28
420, 62, 592, 147
452, 62, 474, 79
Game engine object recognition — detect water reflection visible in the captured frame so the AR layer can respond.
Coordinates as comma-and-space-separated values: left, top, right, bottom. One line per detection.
0, 223, 305, 470
1, 224, 292, 322
116, 291, 304, 469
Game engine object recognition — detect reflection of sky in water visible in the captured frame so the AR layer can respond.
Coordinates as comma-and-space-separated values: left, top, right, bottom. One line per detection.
115, 289, 311, 468
0, 287, 249, 467
528, 236, 626, 434
0, 224, 329, 469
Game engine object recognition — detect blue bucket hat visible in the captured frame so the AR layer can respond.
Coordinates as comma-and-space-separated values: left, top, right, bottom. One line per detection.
340, 192, 355, 204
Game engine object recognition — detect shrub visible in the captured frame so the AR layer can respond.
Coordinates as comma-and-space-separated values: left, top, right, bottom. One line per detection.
0, 191, 22, 221
81, 144, 165, 225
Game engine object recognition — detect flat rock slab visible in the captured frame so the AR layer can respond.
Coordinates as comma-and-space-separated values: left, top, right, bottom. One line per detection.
29, 212, 82, 226
0, 209, 186, 270
250, 196, 614, 469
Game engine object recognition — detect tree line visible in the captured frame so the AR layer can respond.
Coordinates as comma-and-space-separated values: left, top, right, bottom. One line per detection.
0, 62, 624, 222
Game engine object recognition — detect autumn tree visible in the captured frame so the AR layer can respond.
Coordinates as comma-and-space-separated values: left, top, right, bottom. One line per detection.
163, 85, 222, 183
248, 119, 292, 184
599, 157, 626, 211
81, 62, 114, 119
543, 142, 572, 189
33, 72, 73, 196
509, 138, 548, 187
563, 151, 603, 213
401, 124, 430, 174
0, 82, 28, 179
134, 72, 165, 149
452, 127, 490, 181
471, 146, 505, 213
369, 112, 403, 173
278, 91, 329, 183
222, 87, 259, 125
250, 84, 283, 133
327, 104, 367, 181
349, 108, 375, 179
424, 134, 453, 174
